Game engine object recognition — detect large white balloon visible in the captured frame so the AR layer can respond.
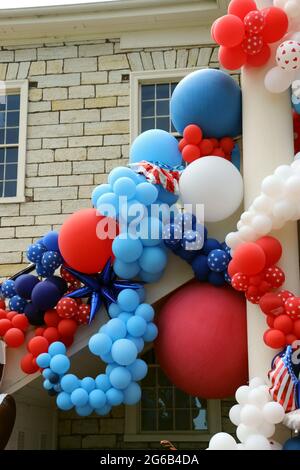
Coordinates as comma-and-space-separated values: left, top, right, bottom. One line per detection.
245, 434, 271, 450
208, 432, 237, 450
179, 157, 243, 222
264, 66, 296, 93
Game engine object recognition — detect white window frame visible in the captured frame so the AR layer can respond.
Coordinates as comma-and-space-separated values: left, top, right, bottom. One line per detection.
130, 69, 196, 143
0, 80, 28, 204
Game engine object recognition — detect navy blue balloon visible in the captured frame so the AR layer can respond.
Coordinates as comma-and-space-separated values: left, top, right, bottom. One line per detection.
42, 231, 59, 252
221, 241, 232, 258
202, 238, 221, 255
171, 69, 242, 138
192, 255, 209, 281
208, 271, 225, 287
283, 437, 300, 450
46, 276, 68, 295
15, 274, 40, 300
24, 303, 45, 326
176, 247, 196, 263
31, 281, 61, 311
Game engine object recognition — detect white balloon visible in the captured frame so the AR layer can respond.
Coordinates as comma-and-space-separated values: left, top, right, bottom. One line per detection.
276, 41, 300, 72
269, 440, 283, 450
275, 164, 294, 180
235, 385, 250, 405
236, 220, 244, 230
236, 443, 246, 450
240, 404, 263, 428
229, 404, 242, 426
240, 211, 254, 224
252, 195, 273, 214
272, 215, 285, 230
225, 231, 243, 249
248, 385, 271, 407
179, 157, 244, 222
284, 175, 300, 199
262, 402, 285, 424
249, 377, 266, 389
285, 0, 300, 17
245, 434, 271, 450
273, 199, 296, 220
239, 225, 257, 241
261, 174, 283, 198
251, 215, 272, 235
208, 432, 237, 450
236, 424, 257, 443
265, 66, 295, 93
257, 421, 276, 438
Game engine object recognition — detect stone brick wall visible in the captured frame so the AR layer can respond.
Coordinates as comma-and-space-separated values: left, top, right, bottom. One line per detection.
0, 39, 228, 280
57, 398, 236, 450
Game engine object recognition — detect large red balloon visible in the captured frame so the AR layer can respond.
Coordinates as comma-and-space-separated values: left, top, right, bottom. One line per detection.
59, 208, 118, 274
233, 242, 266, 275
256, 236, 282, 267
261, 6, 288, 44
213, 15, 245, 48
155, 282, 248, 398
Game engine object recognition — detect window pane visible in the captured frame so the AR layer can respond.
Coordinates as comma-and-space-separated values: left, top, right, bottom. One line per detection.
4, 180, 17, 197
7, 111, 20, 127
0, 164, 4, 180
175, 389, 190, 408
158, 408, 173, 431
175, 409, 191, 430
192, 408, 208, 430
171, 82, 178, 94
6, 147, 18, 163
0, 96, 6, 111
157, 368, 172, 387
6, 164, 18, 180
0, 112, 5, 127
0, 149, 4, 164
0, 129, 4, 145
158, 388, 173, 408
156, 117, 169, 131
6, 128, 19, 144
141, 366, 156, 387
156, 100, 169, 116
142, 118, 155, 133
141, 101, 154, 117
7, 94, 20, 110
141, 410, 156, 431
0, 181, 3, 197
142, 389, 156, 409
142, 85, 155, 101
156, 84, 169, 99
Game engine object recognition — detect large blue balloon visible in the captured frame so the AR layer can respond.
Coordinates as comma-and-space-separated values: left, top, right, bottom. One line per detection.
130, 129, 182, 168
170, 69, 242, 138
283, 437, 300, 450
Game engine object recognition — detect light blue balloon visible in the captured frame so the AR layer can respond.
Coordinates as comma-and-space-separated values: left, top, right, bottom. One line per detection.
42, 368, 52, 380
48, 341, 66, 357
95, 403, 112, 416
91, 183, 111, 207
123, 382, 141, 405
130, 129, 182, 168
61, 374, 80, 394
111, 339, 138, 366
138, 217, 162, 247
36, 353, 51, 368
105, 318, 127, 340
71, 388, 89, 407
106, 388, 124, 406
105, 363, 118, 375
117, 289, 140, 312
108, 303, 121, 318
127, 359, 148, 381
170, 68, 242, 138
139, 246, 167, 274
100, 351, 114, 364
95, 374, 111, 392
89, 389, 106, 409
127, 316, 147, 337
158, 186, 179, 206
137, 288, 146, 302
108, 167, 139, 186
110, 367, 132, 390
139, 270, 163, 283
118, 199, 146, 226
75, 404, 93, 417
97, 192, 119, 218
143, 323, 158, 342
89, 333, 112, 356
135, 182, 158, 206
118, 312, 133, 324
135, 303, 155, 322
112, 236, 143, 263
50, 354, 70, 375
43, 379, 52, 390
57, 392, 73, 411
125, 335, 144, 353
113, 177, 136, 199
81, 377, 95, 393
113, 259, 140, 279
54, 384, 62, 393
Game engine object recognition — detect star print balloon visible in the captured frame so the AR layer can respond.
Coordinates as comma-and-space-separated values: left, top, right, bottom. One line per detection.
207, 249, 230, 273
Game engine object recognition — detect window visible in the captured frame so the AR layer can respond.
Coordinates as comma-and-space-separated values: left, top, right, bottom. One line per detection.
130, 69, 194, 142
0, 80, 28, 203
125, 349, 221, 442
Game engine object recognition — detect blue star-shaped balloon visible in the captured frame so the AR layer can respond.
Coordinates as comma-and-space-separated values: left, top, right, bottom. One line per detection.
64, 259, 143, 324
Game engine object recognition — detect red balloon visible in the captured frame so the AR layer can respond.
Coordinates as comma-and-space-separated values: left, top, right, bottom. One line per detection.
228, 259, 240, 277
6, 312, 17, 321
60, 266, 77, 283
234, 242, 266, 275
61, 336, 74, 348
20, 353, 39, 375
76, 304, 91, 325
56, 297, 78, 319
35, 327, 45, 336
256, 236, 282, 267
213, 15, 245, 48
178, 138, 187, 152
264, 265, 285, 288
273, 315, 294, 334
228, 0, 257, 20
0, 299, 5, 309
293, 320, 300, 338
231, 273, 249, 292
244, 10, 265, 35
183, 124, 203, 145
28, 336, 49, 357
182, 144, 201, 163
278, 290, 294, 302
155, 282, 248, 398
261, 6, 288, 43
218, 44, 247, 70
220, 137, 235, 154
4, 328, 24, 348
0, 309, 7, 320
242, 34, 264, 56
246, 44, 271, 66
286, 334, 298, 346
58, 319, 78, 337
263, 328, 286, 349
0, 319, 12, 336
259, 293, 284, 316
11, 314, 29, 332
210, 138, 219, 149
212, 147, 226, 158
59, 208, 118, 274
199, 139, 214, 156
266, 314, 275, 328
44, 309, 59, 327
43, 327, 60, 344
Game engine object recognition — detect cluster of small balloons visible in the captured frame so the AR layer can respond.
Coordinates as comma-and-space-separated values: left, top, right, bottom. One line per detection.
0, 308, 29, 349
36, 287, 157, 415
226, 159, 300, 252
178, 124, 235, 164
212, 1, 289, 70
229, 236, 285, 304
26, 231, 63, 277
208, 377, 285, 450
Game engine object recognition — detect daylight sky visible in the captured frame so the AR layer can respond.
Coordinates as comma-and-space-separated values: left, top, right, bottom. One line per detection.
0, 0, 116, 9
